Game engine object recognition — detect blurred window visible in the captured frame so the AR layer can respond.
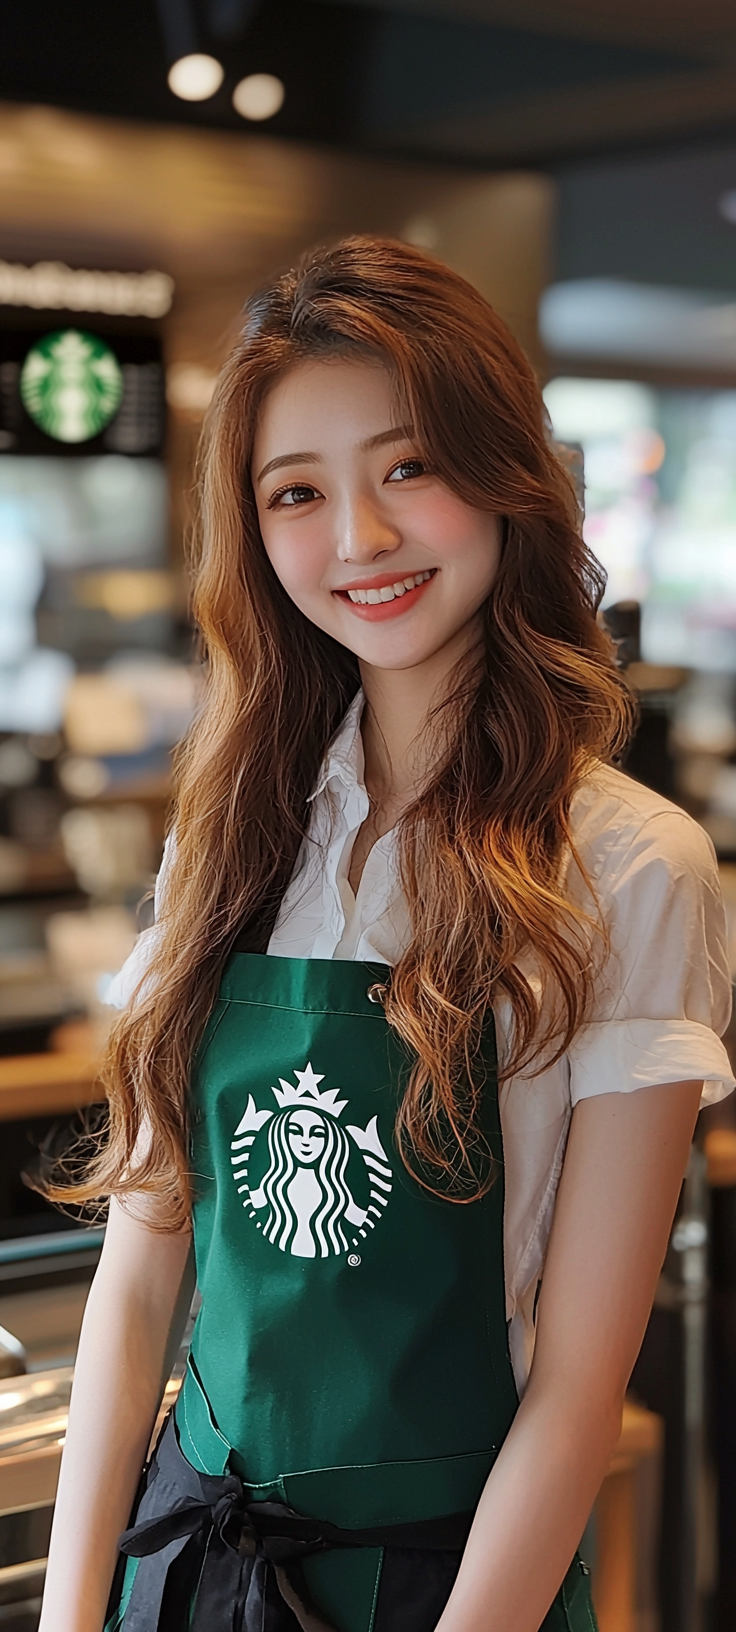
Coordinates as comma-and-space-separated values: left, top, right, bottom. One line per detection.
545, 378, 736, 672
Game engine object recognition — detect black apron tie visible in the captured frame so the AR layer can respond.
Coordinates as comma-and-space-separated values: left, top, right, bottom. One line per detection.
117, 1434, 336, 1631
119, 1496, 336, 1629
113, 1415, 473, 1632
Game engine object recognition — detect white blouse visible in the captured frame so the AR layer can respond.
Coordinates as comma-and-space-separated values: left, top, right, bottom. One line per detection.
107, 691, 735, 1391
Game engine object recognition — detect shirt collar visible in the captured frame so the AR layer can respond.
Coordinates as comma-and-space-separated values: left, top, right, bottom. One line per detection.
308, 689, 366, 803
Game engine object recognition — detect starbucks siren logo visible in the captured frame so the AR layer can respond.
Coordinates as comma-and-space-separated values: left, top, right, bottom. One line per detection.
230, 1062, 393, 1259
20, 330, 123, 444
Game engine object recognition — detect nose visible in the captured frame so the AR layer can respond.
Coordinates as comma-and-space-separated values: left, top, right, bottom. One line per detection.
336, 489, 402, 566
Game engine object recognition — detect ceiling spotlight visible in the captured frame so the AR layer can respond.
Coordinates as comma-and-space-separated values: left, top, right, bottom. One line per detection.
232, 73, 285, 121
168, 53, 225, 101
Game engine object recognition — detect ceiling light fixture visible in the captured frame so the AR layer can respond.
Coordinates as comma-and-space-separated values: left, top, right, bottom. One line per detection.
168, 53, 224, 101
232, 73, 285, 121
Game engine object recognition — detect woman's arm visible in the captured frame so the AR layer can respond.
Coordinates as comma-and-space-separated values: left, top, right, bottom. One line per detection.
436, 1077, 703, 1632
38, 1199, 193, 1632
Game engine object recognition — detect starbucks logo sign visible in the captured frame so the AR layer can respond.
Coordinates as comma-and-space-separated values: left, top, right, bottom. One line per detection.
230, 1062, 393, 1259
20, 329, 123, 444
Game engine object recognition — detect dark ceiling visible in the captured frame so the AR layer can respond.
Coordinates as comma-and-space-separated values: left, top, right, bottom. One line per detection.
4, 0, 736, 168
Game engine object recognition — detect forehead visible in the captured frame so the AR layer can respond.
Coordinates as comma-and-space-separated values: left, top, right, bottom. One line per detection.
289, 1107, 325, 1128
254, 357, 400, 459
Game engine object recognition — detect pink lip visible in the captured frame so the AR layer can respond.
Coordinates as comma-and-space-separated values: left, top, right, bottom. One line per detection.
333, 568, 437, 621
334, 567, 433, 593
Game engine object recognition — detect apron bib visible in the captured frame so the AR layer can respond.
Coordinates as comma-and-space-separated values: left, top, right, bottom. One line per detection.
109, 953, 597, 1632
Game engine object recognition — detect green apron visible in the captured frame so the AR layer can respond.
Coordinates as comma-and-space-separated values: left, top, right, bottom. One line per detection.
114, 951, 597, 1632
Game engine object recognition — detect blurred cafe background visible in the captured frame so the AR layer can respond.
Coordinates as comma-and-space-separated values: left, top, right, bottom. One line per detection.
4, 0, 736, 1627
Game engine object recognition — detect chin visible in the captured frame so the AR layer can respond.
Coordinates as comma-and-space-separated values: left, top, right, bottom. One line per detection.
350, 638, 440, 669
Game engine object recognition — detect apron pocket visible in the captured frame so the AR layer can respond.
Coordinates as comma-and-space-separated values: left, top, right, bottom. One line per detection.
302, 1548, 384, 1632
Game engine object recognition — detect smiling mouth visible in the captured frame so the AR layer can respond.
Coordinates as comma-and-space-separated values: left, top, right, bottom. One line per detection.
336, 568, 436, 606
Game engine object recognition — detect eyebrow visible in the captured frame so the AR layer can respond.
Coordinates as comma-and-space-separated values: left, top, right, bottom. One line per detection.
255, 423, 415, 484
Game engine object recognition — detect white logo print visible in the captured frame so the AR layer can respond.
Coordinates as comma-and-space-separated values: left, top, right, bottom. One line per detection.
230, 1062, 393, 1258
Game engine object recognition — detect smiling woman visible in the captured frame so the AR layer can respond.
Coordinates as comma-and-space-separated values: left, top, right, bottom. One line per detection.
37, 238, 732, 1632
253, 357, 501, 662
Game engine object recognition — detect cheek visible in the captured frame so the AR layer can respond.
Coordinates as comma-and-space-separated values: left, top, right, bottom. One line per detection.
259, 515, 331, 600
412, 491, 499, 572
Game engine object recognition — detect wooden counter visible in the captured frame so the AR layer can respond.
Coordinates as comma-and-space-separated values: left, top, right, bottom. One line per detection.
0, 1052, 102, 1121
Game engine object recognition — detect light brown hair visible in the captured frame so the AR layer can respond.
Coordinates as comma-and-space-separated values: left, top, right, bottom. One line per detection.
46, 236, 633, 1222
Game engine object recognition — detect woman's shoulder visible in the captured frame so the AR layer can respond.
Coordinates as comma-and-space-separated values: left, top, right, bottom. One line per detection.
568, 761, 718, 892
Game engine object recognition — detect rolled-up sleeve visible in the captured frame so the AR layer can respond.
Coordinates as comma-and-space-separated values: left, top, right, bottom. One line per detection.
568, 810, 735, 1107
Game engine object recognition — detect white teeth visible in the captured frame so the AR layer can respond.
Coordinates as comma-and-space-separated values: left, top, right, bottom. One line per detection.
344, 569, 433, 605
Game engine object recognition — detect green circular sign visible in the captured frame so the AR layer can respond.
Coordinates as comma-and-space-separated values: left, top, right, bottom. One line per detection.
20, 329, 123, 444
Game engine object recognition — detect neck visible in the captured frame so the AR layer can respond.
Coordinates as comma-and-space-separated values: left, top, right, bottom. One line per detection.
358, 621, 481, 815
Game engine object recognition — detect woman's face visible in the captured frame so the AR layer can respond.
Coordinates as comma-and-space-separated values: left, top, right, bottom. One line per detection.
287, 1109, 327, 1164
252, 359, 501, 674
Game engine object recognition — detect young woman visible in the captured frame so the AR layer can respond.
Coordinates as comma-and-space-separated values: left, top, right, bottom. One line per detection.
39, 237, 734, 1632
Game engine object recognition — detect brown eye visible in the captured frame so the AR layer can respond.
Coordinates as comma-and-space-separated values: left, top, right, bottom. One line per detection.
269, 483, 320, 508
386, 459, 426, 483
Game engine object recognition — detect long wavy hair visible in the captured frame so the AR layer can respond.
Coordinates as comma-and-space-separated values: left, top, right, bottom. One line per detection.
258, 1111, 354, 1257
44, 235, 634, 1223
